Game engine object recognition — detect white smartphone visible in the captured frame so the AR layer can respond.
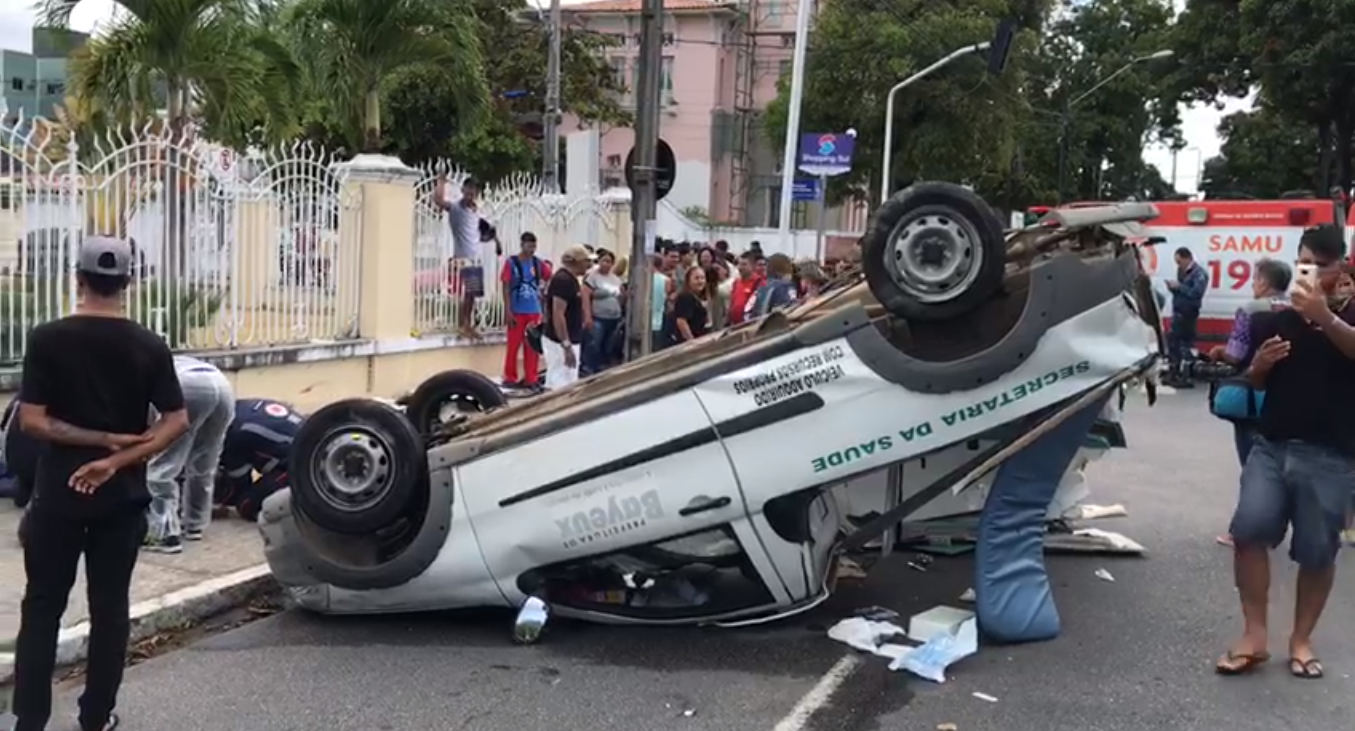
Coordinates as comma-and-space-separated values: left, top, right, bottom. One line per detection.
1296, 263, 1318, 289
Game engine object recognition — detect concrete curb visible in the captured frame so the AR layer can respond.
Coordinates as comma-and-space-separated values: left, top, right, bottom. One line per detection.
0, 564, 275, 685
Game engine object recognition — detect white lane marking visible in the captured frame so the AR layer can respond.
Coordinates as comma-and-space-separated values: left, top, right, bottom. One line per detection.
772, 653, 864, 731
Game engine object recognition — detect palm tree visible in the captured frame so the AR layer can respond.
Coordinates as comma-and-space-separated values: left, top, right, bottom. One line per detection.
38, 0, 302, 145
286, 0, 491, 153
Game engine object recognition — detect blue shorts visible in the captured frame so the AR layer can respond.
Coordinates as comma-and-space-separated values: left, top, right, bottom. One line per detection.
1229, 437, 1355, 570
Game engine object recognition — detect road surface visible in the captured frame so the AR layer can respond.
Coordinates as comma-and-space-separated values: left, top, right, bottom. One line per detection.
22, 390, 1355, 730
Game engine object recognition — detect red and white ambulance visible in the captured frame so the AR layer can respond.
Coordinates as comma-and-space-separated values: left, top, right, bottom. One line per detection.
1032, 198, 1355, 344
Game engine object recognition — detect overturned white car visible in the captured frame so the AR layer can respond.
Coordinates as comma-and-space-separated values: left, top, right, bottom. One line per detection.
259, 183, 1163, 637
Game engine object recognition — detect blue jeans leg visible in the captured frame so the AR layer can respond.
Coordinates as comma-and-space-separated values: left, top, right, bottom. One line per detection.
1229, 438, 1354, 570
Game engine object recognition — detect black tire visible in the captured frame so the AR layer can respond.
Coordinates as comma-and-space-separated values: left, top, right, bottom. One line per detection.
863, 182, 1006, 322
291, 399, 428, 535
405, 369, 507, 437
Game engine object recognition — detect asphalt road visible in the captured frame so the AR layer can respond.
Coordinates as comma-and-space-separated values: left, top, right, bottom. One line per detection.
22, 388, 1355, 731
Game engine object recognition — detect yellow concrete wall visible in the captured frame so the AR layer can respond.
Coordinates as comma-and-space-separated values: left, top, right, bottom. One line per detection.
227, 344, 506, 412
0, 344, 507, 413
1, 156, 515, 413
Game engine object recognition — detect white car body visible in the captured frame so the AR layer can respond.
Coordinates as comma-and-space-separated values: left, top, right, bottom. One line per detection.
261, 256, 1160, 628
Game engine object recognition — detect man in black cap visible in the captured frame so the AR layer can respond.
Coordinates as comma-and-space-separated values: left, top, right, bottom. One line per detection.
11, 235, 190, 731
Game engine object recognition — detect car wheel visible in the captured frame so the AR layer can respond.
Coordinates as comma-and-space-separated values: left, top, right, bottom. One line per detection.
405, 369, 507, 437
863, 182, 1006, 322
291, 399, 427, 535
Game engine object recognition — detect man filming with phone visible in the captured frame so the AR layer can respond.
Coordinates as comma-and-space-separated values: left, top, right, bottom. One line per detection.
1217, 224, 1355, 680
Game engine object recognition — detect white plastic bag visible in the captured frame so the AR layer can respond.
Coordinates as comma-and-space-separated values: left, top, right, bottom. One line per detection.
889, 617, 978, 683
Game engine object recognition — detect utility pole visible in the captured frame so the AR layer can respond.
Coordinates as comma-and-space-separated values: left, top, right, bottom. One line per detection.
624, 0, 663, 361
542, 0, 563, 193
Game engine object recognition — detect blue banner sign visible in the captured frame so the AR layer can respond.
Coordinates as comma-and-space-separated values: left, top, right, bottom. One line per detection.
798, 132, 854, 177
792, 178, 820, 202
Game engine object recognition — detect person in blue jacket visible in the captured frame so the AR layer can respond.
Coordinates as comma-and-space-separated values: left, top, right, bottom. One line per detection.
1164, 246, 1209, 388
216, 399, 303, 522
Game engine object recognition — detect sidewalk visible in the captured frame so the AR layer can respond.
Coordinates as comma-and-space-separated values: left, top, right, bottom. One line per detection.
0, 502, 270, 681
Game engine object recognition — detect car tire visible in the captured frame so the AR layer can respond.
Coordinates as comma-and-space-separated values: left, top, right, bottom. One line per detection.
291, 399, 428, 535
405, 369, 508, 437
863, 182, 1006, 322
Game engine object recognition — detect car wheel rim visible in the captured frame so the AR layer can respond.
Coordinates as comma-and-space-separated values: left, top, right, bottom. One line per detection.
884, 212, 983, 304
312, 427, 395, 513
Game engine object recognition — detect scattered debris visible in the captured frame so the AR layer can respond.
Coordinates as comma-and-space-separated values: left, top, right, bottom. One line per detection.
972, 692, 999, 703
682, 708, 695, 718
838, 557, 868, 579
1070, 503, 1129, 521
958, 588, 976, 603
827, 617, 912, 661
890, 617, 979, 683
1094, 568, 1115, 582
908, 605, 976, 644
1045, 527, 1146, 555
938, 724, 959, 731
907, 553, 934, 572
854, 606, 901, 622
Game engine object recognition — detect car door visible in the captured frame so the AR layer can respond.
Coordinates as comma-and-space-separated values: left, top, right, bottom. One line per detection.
456, 390, 786, 620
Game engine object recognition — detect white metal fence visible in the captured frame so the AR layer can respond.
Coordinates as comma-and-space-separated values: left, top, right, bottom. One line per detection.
412, 163, 625, 335
0, 109, 361, 364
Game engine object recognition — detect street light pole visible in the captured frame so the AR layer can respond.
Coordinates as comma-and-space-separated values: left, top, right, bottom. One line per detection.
623, 0, 663, 361
542, 0, 563, 193
775, 0, 815, 252
880, 41, 992, 205
1057, 49, 1174, 203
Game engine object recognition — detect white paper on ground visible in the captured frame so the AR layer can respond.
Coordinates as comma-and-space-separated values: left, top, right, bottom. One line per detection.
1071, 503, 1129, 521
827, 617, 910, 659
888, 617, 979, 683
1075, 527, 1145, 553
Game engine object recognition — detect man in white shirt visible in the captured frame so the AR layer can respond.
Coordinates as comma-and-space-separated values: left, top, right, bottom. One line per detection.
435, 174, 500, 339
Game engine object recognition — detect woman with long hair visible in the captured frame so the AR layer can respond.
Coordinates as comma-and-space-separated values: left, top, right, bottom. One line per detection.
697, 247, 716, 270
666, 266, 710, 344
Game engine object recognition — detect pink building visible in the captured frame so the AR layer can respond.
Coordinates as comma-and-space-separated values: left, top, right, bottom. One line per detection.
561, 0, 813, 228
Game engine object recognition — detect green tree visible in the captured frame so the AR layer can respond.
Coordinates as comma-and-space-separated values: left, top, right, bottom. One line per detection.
1015, 0, 1180, 203
287, 0, 492, 153
1198, 104, 1320, 199
764, 0, 1051, 206
41, 0, 301, 145
473, 0, 630, 128
377, 0, 630, 174
1172, 0, 1355, 192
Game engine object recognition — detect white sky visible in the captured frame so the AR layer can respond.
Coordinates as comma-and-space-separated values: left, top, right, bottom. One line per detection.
0, 0, 1253, 194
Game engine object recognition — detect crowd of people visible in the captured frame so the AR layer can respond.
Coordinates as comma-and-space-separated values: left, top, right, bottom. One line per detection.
496, 234, 854, 391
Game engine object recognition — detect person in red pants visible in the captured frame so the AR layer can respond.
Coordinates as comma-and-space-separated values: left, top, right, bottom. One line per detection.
501, 232, 550, 392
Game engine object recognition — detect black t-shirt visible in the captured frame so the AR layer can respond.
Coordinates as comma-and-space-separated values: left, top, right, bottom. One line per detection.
544, 269, 584, 344
1253, 304, 1355, 454
19, 315, 185, 515
669, 291, 710, 341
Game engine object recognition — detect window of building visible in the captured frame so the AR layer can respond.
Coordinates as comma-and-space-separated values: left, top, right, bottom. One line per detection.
609, 57, 627, 90
779, 60, 792, 79
10, 77, 24, 92
45, 82, 65, 95
607, 154, 623, 168
661, 57, 675, 100
603, 175, 623, 190
766, 186, 782, 227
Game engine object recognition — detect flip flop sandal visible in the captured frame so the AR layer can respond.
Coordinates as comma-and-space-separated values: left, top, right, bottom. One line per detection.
1290, 658, 1324, 679
1216, 650, 1270, 675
